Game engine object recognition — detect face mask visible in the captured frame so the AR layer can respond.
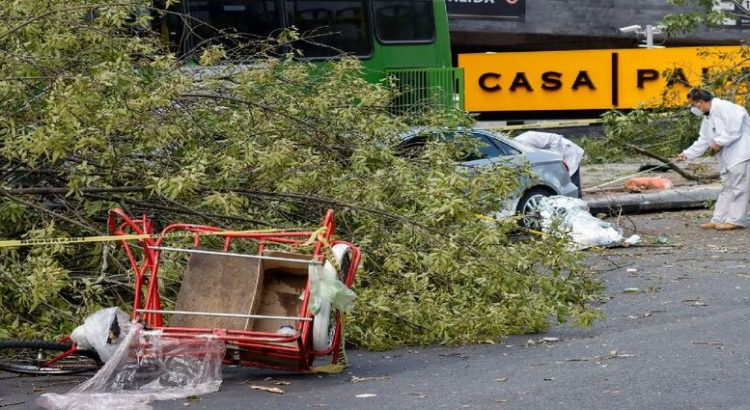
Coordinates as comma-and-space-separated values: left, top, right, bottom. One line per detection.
690, 106, 704, 117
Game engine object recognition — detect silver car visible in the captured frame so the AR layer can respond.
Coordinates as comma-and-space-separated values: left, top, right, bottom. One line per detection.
398, 127, 579, 227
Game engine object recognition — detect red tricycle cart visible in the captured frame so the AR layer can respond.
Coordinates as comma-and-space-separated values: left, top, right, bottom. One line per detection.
0, 208, 360, 376
106, 207, 361, 372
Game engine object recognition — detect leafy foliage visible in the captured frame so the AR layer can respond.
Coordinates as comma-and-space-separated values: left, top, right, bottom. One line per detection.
0, 0, 601, 349
600, 42, 750, 161
593, 2, 750, 164
600, 108, 700, 160
663, 0, 739, 34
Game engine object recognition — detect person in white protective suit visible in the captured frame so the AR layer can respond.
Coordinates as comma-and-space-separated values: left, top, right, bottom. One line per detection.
676, 88, 750, 230
514, 131, 585, 198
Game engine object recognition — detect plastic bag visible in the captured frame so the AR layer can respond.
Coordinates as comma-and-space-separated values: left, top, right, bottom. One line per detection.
537, 196, 624, 248
308, 263, 356, 315
70, 307, 131, 362
38, 323, 226, 410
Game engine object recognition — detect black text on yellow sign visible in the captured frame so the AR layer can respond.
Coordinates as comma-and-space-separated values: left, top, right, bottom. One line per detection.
458, 46, 745, 112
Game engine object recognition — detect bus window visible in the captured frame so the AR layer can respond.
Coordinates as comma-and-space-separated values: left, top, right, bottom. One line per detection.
179, 0, 282, 56
287, 0, 371, 58
373, 0, 434, 43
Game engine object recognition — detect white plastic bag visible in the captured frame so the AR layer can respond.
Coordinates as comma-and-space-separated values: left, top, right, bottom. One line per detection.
70, 307, 131, 362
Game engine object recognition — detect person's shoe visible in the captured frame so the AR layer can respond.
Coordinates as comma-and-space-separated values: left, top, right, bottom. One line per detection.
714, 223, 744, 231
700, 222, 716, 229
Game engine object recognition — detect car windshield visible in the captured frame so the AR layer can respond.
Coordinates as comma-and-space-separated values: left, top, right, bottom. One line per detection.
397, 129, 516, 162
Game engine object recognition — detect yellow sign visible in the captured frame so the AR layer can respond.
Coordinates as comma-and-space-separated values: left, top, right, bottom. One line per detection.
458, 46, 745, 112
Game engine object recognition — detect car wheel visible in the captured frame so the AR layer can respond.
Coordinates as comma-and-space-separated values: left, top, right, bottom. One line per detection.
515, 187, 554, 229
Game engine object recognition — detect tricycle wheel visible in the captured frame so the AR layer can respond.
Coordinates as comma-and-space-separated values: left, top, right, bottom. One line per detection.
0, 340, 101, 375
312, 244, 352, 353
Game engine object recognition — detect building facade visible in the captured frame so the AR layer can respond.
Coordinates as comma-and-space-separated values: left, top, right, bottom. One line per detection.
448, 0, 750, 54
447, 1, 750, 118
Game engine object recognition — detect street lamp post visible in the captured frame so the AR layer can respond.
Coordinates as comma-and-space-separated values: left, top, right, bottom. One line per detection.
644, 24, 656, 48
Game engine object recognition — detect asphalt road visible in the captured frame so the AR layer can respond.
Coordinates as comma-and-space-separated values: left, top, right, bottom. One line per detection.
3, 209, 750, 410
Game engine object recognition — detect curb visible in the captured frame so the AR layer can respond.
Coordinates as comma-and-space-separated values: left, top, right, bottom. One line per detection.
586, 185, 719, 215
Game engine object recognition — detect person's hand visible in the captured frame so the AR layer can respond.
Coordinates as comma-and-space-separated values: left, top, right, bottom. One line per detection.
709, 143, 722, 154
675, 153, 687, 162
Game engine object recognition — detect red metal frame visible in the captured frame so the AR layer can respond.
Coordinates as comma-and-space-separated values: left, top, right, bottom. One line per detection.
105, 208, 360, 372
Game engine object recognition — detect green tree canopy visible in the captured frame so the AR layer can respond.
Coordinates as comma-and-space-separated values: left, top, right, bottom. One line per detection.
592, 0, 750, 169
0, 0, 601, 348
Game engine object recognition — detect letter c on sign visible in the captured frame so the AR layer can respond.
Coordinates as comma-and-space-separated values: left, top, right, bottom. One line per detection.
506, 0, 519, 4
479, 73, 501, 91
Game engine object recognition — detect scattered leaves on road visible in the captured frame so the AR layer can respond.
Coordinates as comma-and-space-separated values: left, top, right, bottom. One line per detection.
350, 375, 390, 383
691, 341, 724, 349
250, 385, 284, 394
623, 287, 641, 293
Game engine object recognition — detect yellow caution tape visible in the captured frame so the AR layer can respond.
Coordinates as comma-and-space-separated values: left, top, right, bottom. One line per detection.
520, 226, 545, 236
474, 213, 545, 236
0, 228, 288, 249
0, 233, 153, 248
474, 213, 497, 223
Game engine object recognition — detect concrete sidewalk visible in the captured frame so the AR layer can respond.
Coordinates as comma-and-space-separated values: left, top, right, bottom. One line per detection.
580, 161, 720, 215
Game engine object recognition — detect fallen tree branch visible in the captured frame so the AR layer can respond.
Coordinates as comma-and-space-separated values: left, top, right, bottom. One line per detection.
178, 92, 346, 159
621, 143, 719, 181
225, 187, 437, 232
1, 185, 483, 255
1, 185, 439, 233
1, 186, 147, 195
0, 191, 103, 234
84, 193, 272, 227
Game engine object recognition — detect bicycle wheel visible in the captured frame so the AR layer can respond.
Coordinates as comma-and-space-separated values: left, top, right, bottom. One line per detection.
0, 340, 101, 375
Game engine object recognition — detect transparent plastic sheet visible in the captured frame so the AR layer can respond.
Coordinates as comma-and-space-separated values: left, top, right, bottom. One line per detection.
70, 307, 131, 362
308, 263, 356, 315
38, 323, 226, 410
537, 196, 625, 248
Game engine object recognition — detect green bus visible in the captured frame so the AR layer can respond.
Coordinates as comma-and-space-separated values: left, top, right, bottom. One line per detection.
157, 0, 463, 111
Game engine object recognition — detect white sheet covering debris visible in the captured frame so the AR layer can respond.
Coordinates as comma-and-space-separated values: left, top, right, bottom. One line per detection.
69, 307, 131, 363
537, 196, 638, 248
38, 323, 226, 410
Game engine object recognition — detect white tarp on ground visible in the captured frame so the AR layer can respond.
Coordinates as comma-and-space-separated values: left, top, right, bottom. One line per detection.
38, 322, 225, 410
537, 196, 637, 248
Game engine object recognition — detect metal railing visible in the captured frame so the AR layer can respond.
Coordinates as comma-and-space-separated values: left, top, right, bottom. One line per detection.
385, 67, 464, 115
